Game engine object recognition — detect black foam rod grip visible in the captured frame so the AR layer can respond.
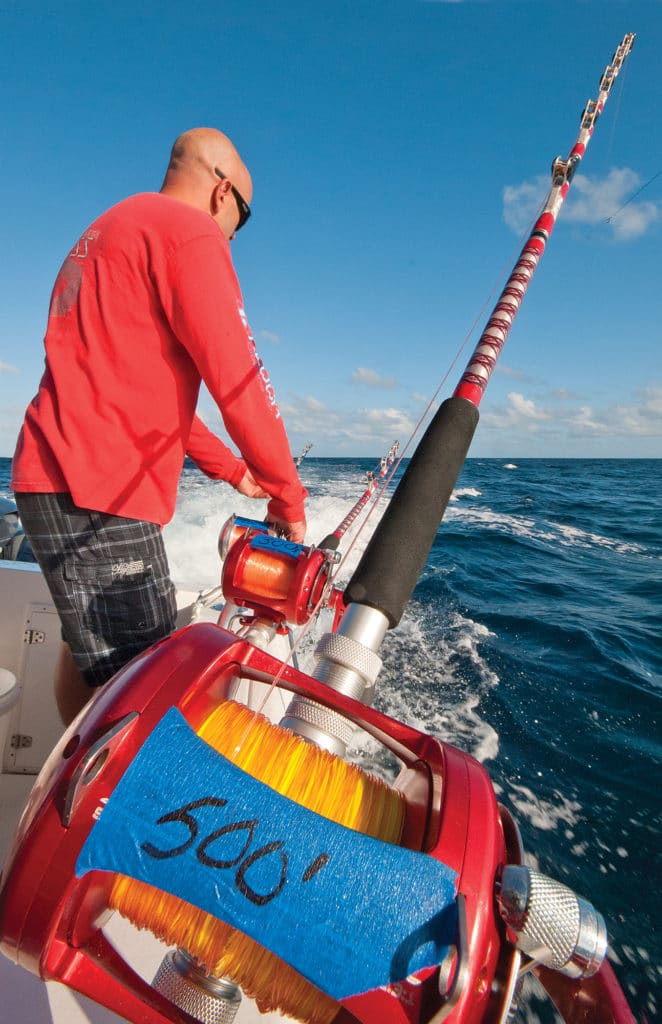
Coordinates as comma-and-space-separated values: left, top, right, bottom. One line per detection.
344, 397, 479, 628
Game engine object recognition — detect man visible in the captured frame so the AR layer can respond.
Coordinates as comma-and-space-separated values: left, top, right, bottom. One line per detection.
11, 128, 307, 725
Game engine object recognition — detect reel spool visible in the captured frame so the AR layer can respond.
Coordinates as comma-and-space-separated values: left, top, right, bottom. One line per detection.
107, 698, 406, 1024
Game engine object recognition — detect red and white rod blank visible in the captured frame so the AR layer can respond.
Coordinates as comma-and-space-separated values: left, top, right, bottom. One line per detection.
454, 33, 635, 408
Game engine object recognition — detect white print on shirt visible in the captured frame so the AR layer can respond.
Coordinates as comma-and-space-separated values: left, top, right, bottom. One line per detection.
50, 230, 102, 318
237, 301, 281, 420
70, 229, 100, 259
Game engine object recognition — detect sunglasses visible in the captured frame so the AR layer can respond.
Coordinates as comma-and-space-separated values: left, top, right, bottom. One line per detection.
214, 167, 251, 231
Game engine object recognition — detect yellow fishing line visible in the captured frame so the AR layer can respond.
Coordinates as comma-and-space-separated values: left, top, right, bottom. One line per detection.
108, 700, 405, 1024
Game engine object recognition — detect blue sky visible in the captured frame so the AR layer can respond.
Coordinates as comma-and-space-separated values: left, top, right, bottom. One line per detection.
1, 0, 660, 460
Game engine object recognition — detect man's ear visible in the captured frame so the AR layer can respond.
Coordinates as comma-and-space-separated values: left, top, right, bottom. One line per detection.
211, 179, 231, 214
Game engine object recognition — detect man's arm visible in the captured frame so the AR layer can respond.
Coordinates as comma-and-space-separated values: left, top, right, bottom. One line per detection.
186, 415, 246, 486
187, 415, 270, 500
165, 234, 308, 534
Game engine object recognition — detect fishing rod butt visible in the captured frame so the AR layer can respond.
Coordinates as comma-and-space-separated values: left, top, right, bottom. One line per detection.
344, 396, 479, 629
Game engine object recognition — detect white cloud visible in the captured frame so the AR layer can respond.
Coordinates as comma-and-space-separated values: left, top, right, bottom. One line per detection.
592, 386, 662, 438
495, 364, 530, 382
503, 168, 661, 241
509, 392, 548, 420
201, 384, 662, 459
564, 170, 661, 241
483, 392, 549, 432
258, 330, 280, 345
551, 387, 662, 440
483, 386, 662, 442
502, 177, 548, 234
362, 407, 415, 436
279, 396, 343, 438
279, 395, 414, 451
284, 386, 661, 455
567, 405, 610, 435
641, 387, 662, 416
352, 367, 398, 389
0, 361, 18, 374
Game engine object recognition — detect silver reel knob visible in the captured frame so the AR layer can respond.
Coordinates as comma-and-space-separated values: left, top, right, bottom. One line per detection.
497, 864, 608, 978
153, 948, 242, 1024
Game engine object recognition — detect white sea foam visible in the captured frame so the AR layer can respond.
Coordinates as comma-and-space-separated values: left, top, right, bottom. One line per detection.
450, 486, 482, 502
446, 505, 648, 556
505, 782, 582, 832
162, 483, 236, 592
554, 522, 645, 555
357, 609, 500, 768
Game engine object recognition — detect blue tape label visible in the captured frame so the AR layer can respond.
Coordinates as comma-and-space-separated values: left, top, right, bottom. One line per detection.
234, 516, 268, 532
249, 533, 303, 559
76, 708, 457, 999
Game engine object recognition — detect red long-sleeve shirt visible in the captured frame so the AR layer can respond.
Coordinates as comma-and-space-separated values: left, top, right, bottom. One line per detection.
12, 193, 306, 526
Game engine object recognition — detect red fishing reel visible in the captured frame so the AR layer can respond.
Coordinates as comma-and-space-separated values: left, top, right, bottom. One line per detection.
0, 622, 633, 1024
219, 515, 342, 626
0, 623, 510, 1024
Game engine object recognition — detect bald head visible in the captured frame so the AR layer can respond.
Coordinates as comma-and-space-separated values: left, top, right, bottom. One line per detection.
160, 128, 252, 238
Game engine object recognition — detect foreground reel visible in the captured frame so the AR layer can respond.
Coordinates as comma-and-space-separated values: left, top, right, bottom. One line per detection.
0, 614, 632, 1024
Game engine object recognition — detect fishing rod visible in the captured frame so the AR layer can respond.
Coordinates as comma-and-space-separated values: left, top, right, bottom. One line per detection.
338, 31, 636, 635
318, 440, 399, 551
275, 31, 638, 1015
295, 441, 313, 466
276, 23, 637, 801
232, 29, 637, 668
454, 32, 635, 409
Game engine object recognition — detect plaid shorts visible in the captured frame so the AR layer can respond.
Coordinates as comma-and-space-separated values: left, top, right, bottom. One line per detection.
15, 492, 177, 687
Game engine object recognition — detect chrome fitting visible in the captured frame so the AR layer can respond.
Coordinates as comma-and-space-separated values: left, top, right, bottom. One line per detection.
279, 603, 389, 756
153, 949, 241, 1024
497, 865, 608, 978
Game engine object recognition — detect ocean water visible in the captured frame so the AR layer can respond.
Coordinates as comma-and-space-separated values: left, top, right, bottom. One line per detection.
1, 455, 660, 1021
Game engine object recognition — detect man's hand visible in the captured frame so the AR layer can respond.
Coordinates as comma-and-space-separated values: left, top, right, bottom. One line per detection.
234, 469, 269, 499
234, 469, 306, 543
267, 518, 307, 544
